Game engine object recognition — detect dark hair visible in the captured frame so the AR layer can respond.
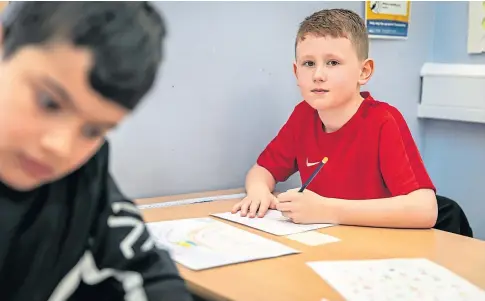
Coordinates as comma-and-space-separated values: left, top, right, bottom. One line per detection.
296, 9, 368, 60
1, 1, 167, 110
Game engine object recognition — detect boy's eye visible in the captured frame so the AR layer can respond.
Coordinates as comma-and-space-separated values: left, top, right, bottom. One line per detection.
303, 61, 315, 67
38, 92, 61, 112
327, 60, 340, 66
81, 126, 104, 139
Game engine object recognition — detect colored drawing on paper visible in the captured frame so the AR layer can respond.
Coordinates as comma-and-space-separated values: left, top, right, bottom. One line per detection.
146, 217, 298, 270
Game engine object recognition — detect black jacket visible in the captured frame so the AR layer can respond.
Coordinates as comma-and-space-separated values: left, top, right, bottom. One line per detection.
0, 142, 193, 301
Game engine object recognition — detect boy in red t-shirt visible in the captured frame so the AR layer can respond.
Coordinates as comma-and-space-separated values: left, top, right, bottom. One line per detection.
232, 8, 438, 228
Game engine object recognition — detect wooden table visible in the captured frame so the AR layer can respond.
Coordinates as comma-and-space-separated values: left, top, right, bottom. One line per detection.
138, 189, 485, 301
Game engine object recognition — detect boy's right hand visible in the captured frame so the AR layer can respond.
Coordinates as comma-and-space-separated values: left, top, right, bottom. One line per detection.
231, 189, 278, 218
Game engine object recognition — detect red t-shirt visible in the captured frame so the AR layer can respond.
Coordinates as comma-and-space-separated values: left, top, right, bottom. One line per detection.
257, 92, 435, 200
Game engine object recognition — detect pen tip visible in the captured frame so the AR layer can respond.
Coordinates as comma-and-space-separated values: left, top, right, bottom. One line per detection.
322, 157, 328, 163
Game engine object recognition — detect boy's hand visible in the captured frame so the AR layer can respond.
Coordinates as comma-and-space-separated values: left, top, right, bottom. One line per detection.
231, 189, 278, 218
276, 188, 334, 224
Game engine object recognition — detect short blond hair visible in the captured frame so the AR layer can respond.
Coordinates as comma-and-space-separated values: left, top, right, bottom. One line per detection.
296, 9, 369, 60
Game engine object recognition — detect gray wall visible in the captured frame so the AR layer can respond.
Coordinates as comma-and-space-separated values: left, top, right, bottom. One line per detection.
108, 1, 437, 200
421, 1, 485, 239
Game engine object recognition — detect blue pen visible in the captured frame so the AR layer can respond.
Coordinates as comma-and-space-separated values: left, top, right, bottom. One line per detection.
298, 157, 329, 192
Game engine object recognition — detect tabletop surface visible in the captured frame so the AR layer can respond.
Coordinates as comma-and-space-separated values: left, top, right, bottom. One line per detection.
138, 189, 485, 301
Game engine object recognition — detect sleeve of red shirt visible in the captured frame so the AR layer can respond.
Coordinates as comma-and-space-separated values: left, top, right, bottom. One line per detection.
256, 105, 301, 182
379, 108, 436, 196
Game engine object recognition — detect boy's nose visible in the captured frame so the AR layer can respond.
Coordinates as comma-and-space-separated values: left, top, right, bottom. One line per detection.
40, 128, 75, 159
312, 66, 327, 82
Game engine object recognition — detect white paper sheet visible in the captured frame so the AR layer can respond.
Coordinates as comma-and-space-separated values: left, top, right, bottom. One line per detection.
307, 258, 485, 301
211, 210, 335, 236
285, 231, 340, 246
145, 217, 298, 270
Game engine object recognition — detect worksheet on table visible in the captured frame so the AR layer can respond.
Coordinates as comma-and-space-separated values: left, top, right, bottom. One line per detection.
307, 258, 485, 301
211, 209, 334, 236
146, 217, 299, 270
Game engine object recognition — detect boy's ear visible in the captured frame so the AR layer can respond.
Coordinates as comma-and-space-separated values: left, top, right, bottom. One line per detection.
293, 61, 300, 87
358, 58, 374, 86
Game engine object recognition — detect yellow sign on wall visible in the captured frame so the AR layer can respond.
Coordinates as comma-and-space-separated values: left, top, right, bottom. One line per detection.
365, 1, 411, 39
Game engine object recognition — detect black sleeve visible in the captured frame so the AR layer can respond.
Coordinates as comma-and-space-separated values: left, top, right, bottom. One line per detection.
88, 142, 193, 301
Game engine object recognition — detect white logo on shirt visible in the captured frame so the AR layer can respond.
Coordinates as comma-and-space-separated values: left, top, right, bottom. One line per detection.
108, 201, 155, 259
306, 158, 320, 167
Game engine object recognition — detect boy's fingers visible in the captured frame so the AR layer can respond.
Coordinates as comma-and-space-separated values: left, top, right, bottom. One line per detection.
276, 202, 291, 212
239, 199, 251, 217
271, 196, 279, 207
248, 200, 261, 218
281, 210, 292, 219
276, 192, 288, 202
277, 192, 295, 203
269, 201, 277, 209
231, 201, 243, 213
257, 199, 271, 217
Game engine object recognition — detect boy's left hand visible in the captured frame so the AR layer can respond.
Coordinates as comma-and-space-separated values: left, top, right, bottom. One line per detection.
276, 188, 335, 224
